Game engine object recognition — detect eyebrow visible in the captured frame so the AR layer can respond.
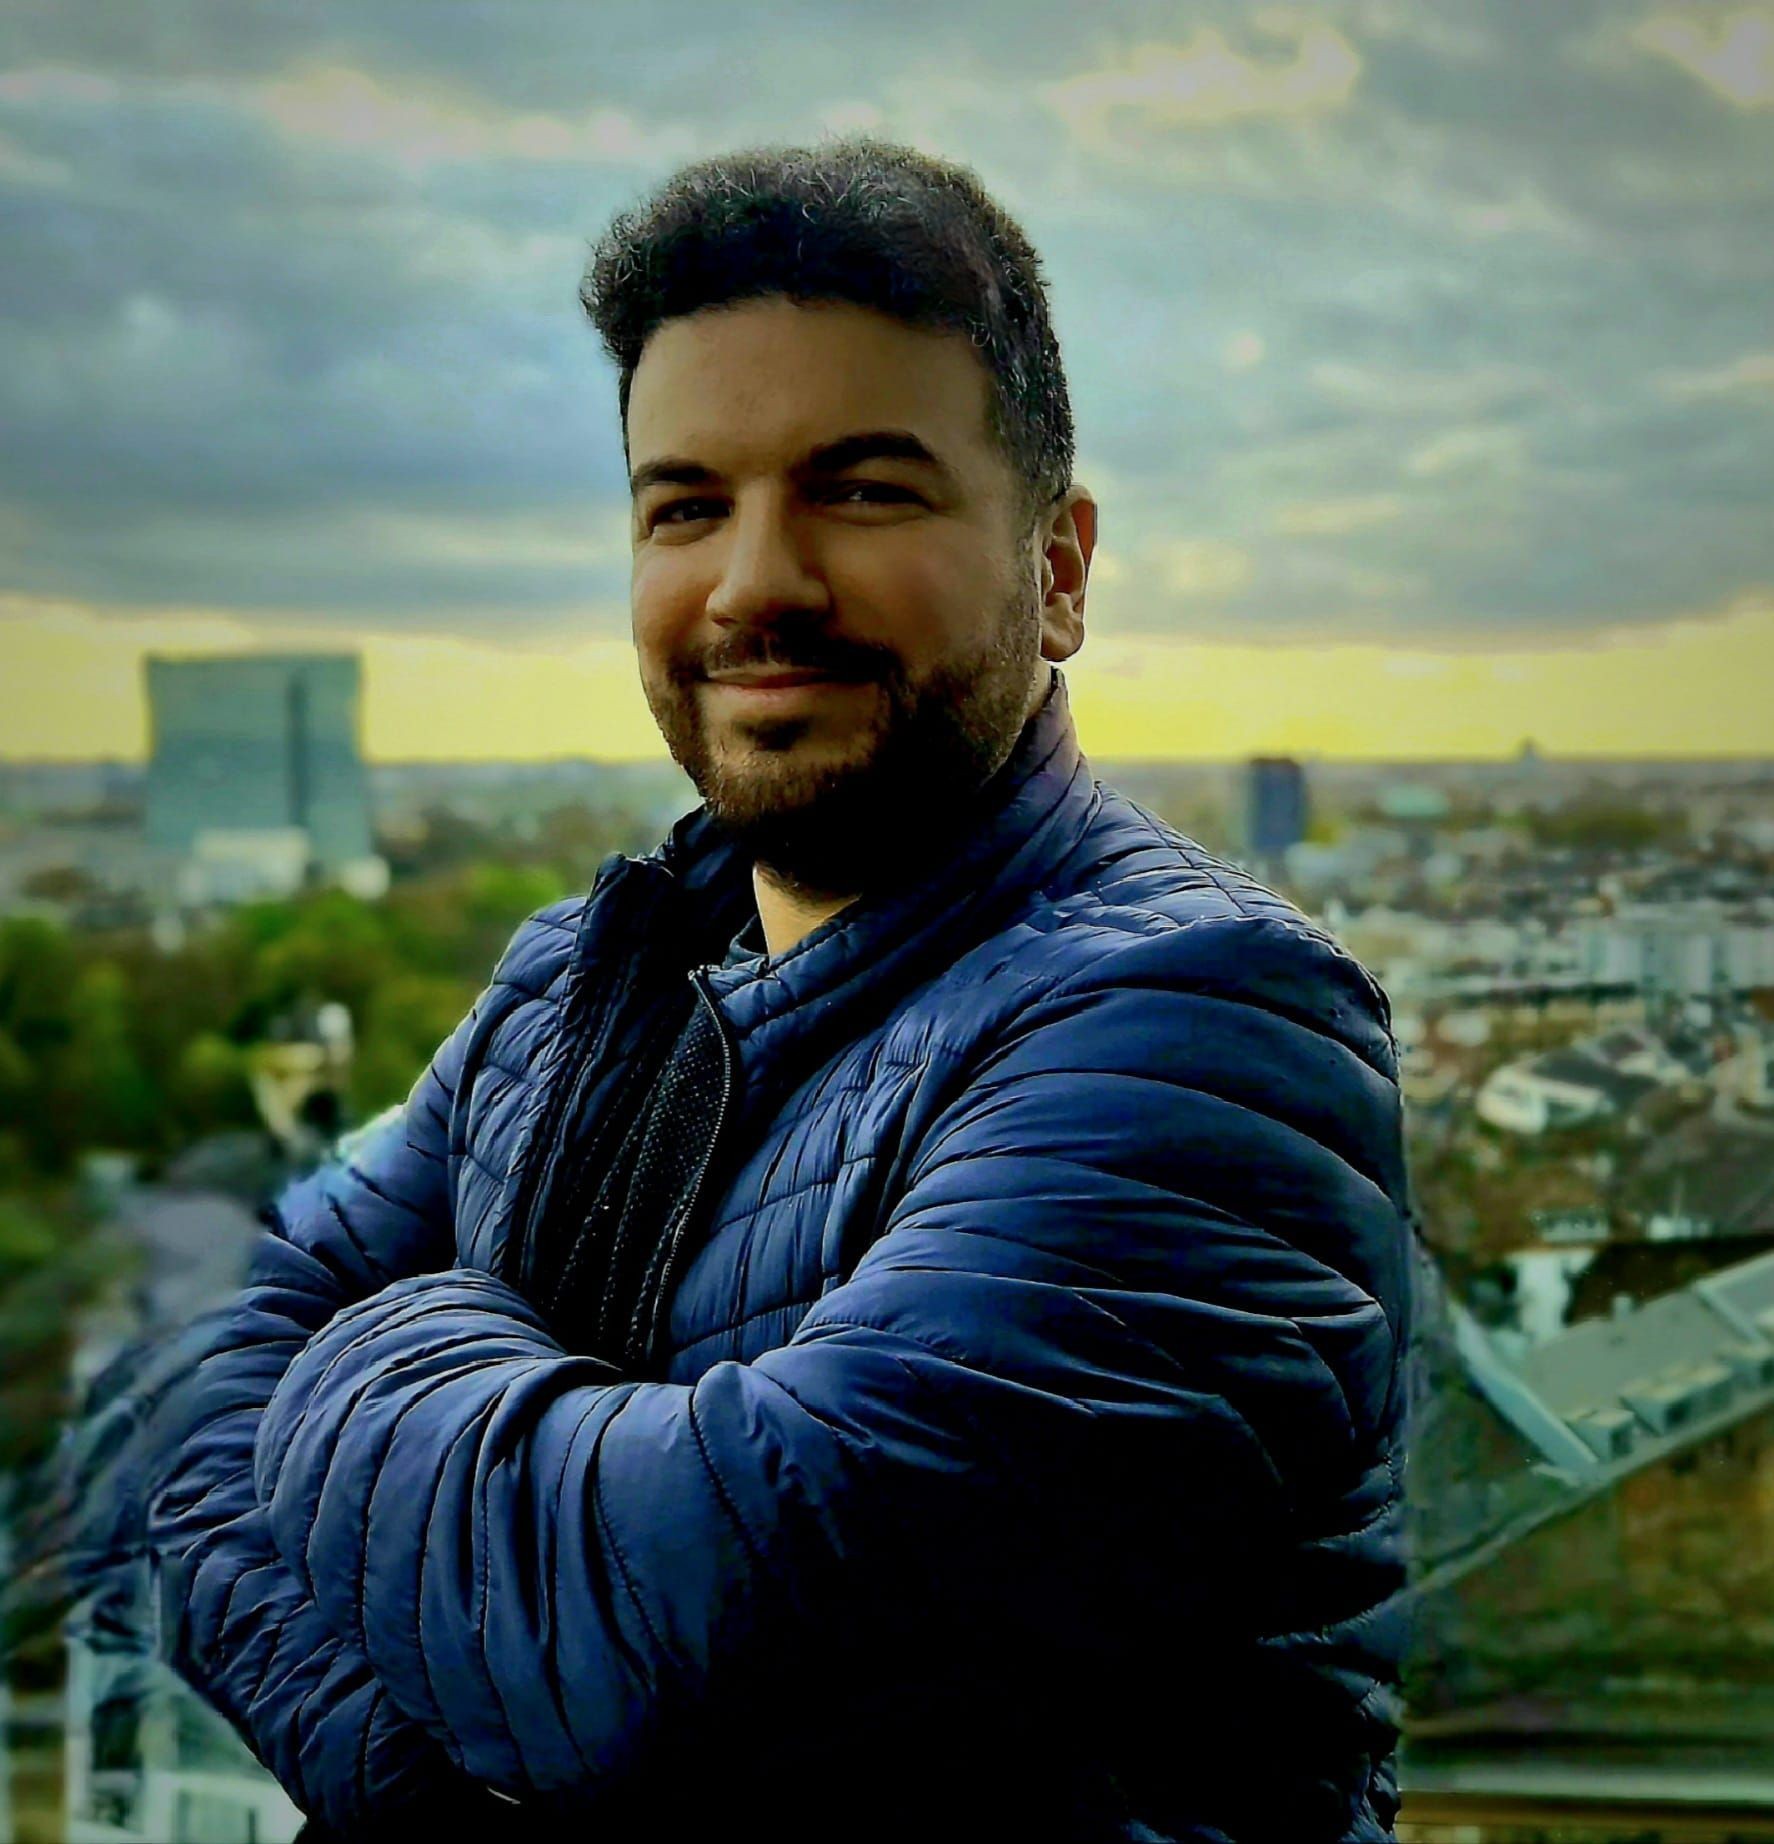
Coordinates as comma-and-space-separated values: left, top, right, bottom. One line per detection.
628, 428, 957, 499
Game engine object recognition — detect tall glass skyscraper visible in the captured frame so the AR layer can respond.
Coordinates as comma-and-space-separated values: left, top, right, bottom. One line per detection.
145, 654, 374, 870
1244, 756, 1309, 864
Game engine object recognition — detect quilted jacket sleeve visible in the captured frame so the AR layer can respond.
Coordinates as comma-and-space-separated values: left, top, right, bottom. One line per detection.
246, 915, 1413, 1821
143, 904, 578, 1831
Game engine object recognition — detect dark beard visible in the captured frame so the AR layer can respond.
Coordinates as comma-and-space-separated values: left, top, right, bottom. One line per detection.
646, 585, 1043, 897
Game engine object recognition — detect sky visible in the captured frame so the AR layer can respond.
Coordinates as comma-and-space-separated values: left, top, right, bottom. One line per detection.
2, 0, 1772, 761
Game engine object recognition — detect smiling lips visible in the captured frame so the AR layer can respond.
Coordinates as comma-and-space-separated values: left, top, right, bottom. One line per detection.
705, 668, 869, 706
709, 668, 838, 687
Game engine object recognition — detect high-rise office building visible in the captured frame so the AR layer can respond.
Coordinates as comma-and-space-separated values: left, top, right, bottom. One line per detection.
145, 654, 375, 890
1244, 756, 1309, 863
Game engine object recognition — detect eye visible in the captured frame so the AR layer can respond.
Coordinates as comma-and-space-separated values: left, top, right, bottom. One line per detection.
650, 482, 918, 528
653, 498, 719, 526
831, 482, 918, 504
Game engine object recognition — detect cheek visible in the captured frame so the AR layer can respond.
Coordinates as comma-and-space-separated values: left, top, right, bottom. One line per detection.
901, 566, 1006, 663
630, 579, 698, 667
847, 548, 971, 645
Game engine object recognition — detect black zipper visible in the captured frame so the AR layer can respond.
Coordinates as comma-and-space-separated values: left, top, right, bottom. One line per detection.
634, 966, 738, 1373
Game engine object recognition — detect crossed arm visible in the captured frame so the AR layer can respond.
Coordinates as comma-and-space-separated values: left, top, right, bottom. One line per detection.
147, 919, 1410, 1832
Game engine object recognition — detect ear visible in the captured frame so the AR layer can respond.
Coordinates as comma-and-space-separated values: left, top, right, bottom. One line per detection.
1038, 488, 1095, 663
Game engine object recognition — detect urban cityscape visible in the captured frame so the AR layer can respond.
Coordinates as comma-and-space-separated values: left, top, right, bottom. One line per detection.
2, 650, 1772, 1844
7, 0, 1774, 1827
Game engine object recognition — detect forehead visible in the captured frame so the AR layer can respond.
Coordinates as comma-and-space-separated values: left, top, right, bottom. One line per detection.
625, 297, 995, 478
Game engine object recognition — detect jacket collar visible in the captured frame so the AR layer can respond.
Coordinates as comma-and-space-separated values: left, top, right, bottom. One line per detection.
640, 666, 1099, 1102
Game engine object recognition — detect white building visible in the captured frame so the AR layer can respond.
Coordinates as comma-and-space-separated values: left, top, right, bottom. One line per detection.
1574, 906, 1774, 997
1478, 1059, 1615, 1135
1476, 1044, 1662, 1136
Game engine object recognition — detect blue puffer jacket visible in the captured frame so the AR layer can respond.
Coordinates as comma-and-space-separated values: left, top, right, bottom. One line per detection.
146, 675, 1415, 1842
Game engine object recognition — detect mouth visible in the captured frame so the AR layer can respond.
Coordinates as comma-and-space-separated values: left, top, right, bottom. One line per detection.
704, 669, 872, 709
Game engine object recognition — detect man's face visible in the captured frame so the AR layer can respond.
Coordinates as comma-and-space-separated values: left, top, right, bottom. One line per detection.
626, 296, 1084, 896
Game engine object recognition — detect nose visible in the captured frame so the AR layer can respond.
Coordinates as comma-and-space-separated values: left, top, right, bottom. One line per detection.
702, 491, 832, 631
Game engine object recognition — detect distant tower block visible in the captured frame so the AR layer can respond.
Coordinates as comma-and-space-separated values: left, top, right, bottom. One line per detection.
145, 654, 374, 872
1244, 756, 1309, 864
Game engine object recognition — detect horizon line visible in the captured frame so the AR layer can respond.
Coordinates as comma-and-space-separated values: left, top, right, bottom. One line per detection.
5, 750, 1774, 771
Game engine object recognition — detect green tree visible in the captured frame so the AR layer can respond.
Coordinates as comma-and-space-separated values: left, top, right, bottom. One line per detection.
237, 889, 397, 1028
60, 962, 156, 1154
463, 862, 570, 933
171, 1031, 257, 1134
1521, 802, 1683, 853
0, 916, 79, 1064
0, 1027, 32, 1125
352, 972, 479, 1116
0, 1189, 116, 1472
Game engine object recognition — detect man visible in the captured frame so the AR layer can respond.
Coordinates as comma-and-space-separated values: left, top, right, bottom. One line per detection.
143, 136, 1416, 1842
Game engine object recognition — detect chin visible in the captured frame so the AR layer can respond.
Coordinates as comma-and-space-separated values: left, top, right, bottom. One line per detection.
704, 732, 880, 825
715, 696, 885, 763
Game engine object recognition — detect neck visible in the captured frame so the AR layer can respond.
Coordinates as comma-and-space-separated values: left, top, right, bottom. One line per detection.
752, 861, 858, 958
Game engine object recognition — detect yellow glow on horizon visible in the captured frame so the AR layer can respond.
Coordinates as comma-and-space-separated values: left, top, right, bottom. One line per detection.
3, 592, 1771, 764
1064, 595, 1774, 758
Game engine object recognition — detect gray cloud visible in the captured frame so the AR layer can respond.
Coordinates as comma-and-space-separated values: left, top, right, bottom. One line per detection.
1, 0, 1771, 644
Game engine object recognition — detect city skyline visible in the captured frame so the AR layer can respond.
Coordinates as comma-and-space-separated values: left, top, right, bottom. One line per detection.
6, 604, 1774, 764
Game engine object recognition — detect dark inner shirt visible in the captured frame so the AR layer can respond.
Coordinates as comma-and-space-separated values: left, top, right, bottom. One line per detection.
539, 904, 767, 1357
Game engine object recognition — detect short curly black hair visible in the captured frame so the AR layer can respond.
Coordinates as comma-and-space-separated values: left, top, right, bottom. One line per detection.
581, 133, 1075, 542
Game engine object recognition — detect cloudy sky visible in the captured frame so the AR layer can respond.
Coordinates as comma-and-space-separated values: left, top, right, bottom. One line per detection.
3, 0, 1772, 759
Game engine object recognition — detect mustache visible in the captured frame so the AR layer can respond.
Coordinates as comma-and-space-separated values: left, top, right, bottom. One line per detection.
688, 634, 899, 682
